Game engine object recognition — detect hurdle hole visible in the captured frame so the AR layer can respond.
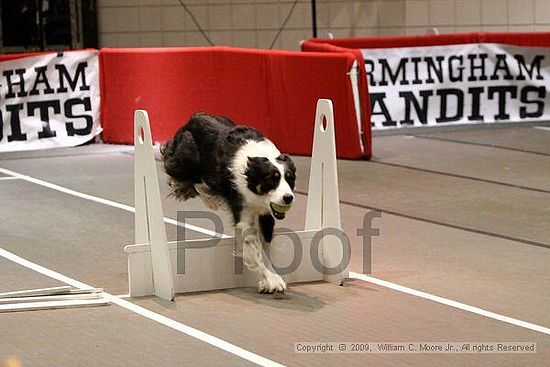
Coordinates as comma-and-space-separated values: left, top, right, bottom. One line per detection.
138, 126, 145, 144
320, 115, 327, 132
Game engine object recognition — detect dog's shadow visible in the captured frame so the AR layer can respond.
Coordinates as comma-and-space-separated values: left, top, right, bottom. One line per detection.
223, 284, 326, 312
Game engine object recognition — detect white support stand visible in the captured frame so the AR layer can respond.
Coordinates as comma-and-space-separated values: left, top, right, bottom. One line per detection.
125, 99, 348, 300
305, 99, 347, 284
133, 110, 175, 301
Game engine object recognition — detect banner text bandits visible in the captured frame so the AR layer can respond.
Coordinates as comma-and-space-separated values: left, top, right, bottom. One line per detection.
364, 49, 547, 127
0, 61, 93, 142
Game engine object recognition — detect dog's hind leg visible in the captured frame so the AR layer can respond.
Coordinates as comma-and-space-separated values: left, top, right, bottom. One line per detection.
161, 130, 201, 201
195, 183, 227, 211
168, 179, 199, 200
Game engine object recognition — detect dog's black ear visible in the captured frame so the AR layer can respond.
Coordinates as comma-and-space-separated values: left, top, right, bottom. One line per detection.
246, 157, 269, 194
276, 154, 289, 162
245, 156, 280, 195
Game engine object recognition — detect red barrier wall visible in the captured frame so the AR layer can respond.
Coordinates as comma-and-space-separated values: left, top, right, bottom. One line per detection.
0, 51, 52, 62
0, 49, 96, 62
100, 46, 371, 159
302, 32, 550, 49
301, 42, 372, 158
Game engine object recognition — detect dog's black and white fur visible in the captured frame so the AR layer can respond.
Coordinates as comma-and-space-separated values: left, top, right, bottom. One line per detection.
161, 113, 296, 293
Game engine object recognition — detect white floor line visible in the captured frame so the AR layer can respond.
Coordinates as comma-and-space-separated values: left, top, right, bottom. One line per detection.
0, 176, 20, 181
0, 247, 285, 367
349, 272, 550, 336
0, 166, 228, 239
533, 126, 550, 131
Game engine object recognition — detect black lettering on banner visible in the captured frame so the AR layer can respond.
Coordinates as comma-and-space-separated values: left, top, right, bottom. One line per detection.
27, 100, 61, 139
410, 57, 423, 84
29, 66, 55, 95
6, 104, 27, 142
436, 88, 464, 123
488, 86, 517, 120
55, 62, 90, 92
379, 58, 409, 86
448, 55, 464, 82
467, 53, 488, 81
467, 87, 484, 121
425, 56, 444, 84
399, 90, 433, 125
65, 97, 93, 136
491, 54, 513, 81
3, 69, 27, 99
520, 86, 546, 118
515, 54, 544, 80
365, 48, 548, 127
370, 93, 396, 126
364, 59, 376, 87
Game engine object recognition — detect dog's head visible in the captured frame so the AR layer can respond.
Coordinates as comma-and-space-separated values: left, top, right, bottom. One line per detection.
244, 154, 296, 220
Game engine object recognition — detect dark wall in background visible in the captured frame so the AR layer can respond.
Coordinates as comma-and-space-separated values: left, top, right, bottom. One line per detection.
1, 0, 97, 52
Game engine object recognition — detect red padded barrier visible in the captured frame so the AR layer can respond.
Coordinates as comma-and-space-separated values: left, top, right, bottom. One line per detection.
100, 46, 370, 159
0, 49, 97, 62
301, 42, 372, 159
302, 32, 550, 49
0, 51, 52, 62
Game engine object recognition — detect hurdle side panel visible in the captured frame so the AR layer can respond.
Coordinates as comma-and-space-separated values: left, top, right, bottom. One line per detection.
134, 110, 175, 301
304, 99, 348, 284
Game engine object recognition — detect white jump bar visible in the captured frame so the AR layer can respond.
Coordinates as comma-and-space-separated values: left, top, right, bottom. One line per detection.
0, 286, 102, 299
0, 299, 110, 313
0, 286, 72, 298
0, 293, 103, 305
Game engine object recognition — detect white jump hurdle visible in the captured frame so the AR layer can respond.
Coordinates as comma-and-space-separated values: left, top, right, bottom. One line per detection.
124, 99, 349, 301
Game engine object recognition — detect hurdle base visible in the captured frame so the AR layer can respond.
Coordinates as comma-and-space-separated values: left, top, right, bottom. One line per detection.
124, 230, 347, 296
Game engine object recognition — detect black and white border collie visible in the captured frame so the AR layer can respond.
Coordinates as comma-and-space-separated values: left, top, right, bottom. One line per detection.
161, 113, 296, 293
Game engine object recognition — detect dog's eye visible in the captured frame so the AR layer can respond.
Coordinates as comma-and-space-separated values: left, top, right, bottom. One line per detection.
273, 171, 280, 179
285, 171, 294, 179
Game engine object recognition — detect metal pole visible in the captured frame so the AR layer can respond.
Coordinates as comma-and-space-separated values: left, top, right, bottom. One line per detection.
0, 3, 4, 52
37, 0, 45, 50
311, 0, 317, 38
70, 0, 83, 49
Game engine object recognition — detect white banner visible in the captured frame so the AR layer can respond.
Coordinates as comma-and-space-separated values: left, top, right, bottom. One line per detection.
0, 50, 101, 151
362, 43, 550, 129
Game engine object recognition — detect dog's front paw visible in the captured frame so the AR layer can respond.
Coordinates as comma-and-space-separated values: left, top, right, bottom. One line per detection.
258, 273, 287, 293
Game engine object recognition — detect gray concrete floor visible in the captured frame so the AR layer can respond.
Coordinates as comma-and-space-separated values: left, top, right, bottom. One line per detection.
0, 123, 549, 366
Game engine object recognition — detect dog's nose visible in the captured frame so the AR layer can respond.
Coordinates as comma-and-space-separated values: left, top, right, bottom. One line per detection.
282, 194, 294, 204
